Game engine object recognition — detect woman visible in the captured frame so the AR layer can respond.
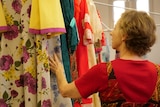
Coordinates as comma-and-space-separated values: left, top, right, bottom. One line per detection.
49, 10, 160, 106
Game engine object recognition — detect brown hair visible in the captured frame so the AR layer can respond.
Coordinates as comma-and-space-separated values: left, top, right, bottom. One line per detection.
118, 10, 156, 56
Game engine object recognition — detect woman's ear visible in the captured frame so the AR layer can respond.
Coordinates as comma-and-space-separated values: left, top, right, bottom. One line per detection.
122, 34, 127, 41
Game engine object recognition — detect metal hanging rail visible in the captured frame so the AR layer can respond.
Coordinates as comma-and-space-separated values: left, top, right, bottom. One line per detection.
93, 1, 160, 31
93, 1, 160, 16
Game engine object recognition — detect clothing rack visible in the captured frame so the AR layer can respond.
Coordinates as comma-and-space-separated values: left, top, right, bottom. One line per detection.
93, 1, 160, 32
93, 1, 160, 16
101, 22, 113, 32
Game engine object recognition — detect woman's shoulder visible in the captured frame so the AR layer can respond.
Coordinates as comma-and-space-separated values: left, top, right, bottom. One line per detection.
111, 58, 156, 67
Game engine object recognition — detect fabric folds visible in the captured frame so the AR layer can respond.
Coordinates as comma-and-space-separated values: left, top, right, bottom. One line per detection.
29, 0, 66, 36
60, 0, 79, 83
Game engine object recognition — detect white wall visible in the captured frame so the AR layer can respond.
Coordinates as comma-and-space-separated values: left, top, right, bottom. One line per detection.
94, 0, 160, 64
146, 0, 160, 64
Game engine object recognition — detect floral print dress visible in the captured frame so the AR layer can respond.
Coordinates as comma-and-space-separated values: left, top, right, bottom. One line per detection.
0, 0, 72, 107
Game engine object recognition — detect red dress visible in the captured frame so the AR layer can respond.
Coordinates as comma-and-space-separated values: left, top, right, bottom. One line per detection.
74, 0, 93, 105
74, 0, 93, 77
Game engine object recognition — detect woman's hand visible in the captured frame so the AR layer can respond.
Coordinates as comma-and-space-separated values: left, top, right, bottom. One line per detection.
49, 54, 63, 74
49, 53, 82, 99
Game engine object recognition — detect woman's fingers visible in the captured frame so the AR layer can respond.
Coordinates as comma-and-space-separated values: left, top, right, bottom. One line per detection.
49, 56, 55, 66
53, 53, 60, 62
49, 53, 62, 74
49, 55, 57, 72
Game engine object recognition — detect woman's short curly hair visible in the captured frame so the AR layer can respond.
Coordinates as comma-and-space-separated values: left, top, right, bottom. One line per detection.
118, 10, 156, 56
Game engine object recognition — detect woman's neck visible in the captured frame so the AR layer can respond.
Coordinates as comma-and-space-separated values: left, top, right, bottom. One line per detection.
119, 50, 144, 61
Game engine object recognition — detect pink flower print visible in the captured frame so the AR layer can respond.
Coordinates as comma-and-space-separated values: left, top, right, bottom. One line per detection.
15, 75, 24, 87
42, 99, 51, 107
23, 72, 32, 86
4, 25, 19, 40
23, 72, 37, 94
42, 77, 46, 89
28, 77, 37, 94
27, 5, 31, 18
12, 0, 22, 14
11, 90, 18, 98
0, 55, 13, 70
15, 73, 37, 94
20, 101, 25, 107
0, 99, 7, 107
15, 72, 32, 87
22, 46, 29, 63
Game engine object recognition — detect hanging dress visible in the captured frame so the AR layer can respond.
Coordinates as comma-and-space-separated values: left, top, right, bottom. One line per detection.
0, 1, 7, 32
86, 0, 104, 107
29, 0, 66, 36
74, 0, 92, 79
47, 37, 73, 107
74, 0, 94, 106
60, 0, 79, 83
0, 0, 72, 106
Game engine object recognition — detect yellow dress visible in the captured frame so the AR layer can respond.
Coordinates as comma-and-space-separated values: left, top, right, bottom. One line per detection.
0, 1, 7, 32
29, 0, 66, 37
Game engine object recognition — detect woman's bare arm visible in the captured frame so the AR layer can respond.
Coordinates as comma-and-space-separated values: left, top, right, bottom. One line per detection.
49, 54, 81, 99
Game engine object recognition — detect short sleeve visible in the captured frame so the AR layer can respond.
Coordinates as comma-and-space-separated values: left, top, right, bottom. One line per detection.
75, 63, 108, 98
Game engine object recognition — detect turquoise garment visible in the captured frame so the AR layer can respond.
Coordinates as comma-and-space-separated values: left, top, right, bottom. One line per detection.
60, 0, 79, 83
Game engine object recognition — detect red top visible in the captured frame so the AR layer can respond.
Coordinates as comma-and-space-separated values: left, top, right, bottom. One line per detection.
75, 59, 157, 103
